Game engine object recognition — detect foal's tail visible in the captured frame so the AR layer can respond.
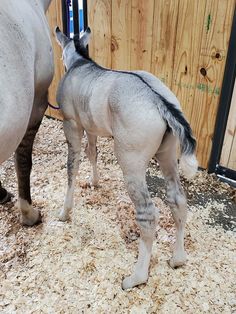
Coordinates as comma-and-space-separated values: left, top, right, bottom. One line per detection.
157, 95, 198, 179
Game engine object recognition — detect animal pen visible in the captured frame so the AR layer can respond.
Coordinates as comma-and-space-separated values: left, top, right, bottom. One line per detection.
46, 0, 236, 182
0, 0, 236, 313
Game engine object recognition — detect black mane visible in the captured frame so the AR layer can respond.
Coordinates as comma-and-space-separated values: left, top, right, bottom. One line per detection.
73, 34, 91, 61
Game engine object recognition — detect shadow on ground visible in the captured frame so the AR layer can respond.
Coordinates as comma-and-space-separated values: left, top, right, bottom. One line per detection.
146, 163, 236, 232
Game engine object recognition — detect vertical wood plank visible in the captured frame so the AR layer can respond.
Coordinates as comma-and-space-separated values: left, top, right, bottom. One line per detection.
190, 0, 235, 167
46, 0, 64, 120
130, 0, 155, 72
220, 80, 236, 170
88, 0, 112, 68
171, 0, 207, 120
151, 0, 179, 88
111, 0, 132, 70
228, 129, 236, 170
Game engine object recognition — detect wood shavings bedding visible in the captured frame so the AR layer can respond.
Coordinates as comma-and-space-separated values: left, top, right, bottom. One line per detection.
0, 117, 235, 313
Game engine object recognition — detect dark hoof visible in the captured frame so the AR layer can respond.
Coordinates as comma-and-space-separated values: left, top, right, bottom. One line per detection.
36, 211, 43, 224
0, 188, 13, 204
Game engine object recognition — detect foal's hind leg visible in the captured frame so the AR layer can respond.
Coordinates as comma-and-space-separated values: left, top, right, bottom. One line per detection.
15, 93, 48, 225
156, 132, 187, 268
59, 119, 83, 221
85, 133, 99, 186
115, 145, 159, 289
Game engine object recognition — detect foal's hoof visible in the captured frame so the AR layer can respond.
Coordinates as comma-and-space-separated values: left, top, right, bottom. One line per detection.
122, 274, 148, 290
58, 210, 70, 222
168, 253, 187, 269
88, 177, 99, 188
21, 209, 42, 226
0, 188, 13, 204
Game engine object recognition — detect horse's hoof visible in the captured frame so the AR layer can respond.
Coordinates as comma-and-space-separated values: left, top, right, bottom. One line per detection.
21, 209, 42, 226
122, 274, 148, 290
58, 210, 70, 222
0, 189, 13, 204
168, 252, 187, 269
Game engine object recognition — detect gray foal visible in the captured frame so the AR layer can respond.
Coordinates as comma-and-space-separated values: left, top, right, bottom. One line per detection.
55, 27, 198, 289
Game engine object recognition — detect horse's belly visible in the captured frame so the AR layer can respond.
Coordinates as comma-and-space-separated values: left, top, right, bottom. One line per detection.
79, 111, 113, 137
35, 47, 54, 93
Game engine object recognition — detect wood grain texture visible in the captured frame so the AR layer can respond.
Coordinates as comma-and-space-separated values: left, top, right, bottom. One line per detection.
191, 0, 235, 168
228, 128, 236, 170
220, 81, 236, 170
46, 0, 64, 120
171, 0, 207, 120
111, 0, 132, 70
130, 0, 154, 72
151, 0, 179, 88
88, 0, 112, 68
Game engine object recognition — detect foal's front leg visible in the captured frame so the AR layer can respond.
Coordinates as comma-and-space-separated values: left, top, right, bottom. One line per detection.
85, 132, 99, 186
59, 119, 83, 221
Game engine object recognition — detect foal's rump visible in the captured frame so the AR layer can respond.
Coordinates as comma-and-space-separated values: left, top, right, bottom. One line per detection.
109, 69, 198, 178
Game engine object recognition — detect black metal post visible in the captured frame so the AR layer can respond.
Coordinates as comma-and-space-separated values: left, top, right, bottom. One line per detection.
61, 0, 70, 36
208, 7, 236, 173
72, 0, 79, 35
83, 0, 88, 30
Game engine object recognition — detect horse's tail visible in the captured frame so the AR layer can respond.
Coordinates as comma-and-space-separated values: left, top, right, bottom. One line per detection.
157, 94, 198, 179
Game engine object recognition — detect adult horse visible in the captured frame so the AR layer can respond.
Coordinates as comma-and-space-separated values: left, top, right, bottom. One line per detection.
0, 0, 54, 225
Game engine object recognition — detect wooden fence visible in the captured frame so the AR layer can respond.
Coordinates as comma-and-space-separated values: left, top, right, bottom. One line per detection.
46, 0, 235, 169
220, 80, 236, 171
46, 0, 64, 120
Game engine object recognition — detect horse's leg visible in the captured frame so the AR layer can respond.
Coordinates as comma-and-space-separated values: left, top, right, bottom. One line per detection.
156, 131, 187, 267
114, 142, 159, 289
15, 93, 48, 226
59, 119, 83, 221
0, 181, 13, 204
85, 132, 99, 186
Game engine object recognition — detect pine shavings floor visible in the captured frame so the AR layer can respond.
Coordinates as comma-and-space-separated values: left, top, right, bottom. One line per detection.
0, 117, 235, 314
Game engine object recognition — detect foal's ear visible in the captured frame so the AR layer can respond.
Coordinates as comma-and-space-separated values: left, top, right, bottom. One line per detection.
54, 26, 70, 48
80, 27, 91, 48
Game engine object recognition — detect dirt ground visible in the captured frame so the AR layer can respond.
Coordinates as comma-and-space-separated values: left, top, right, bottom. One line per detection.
0, 117, 235, 313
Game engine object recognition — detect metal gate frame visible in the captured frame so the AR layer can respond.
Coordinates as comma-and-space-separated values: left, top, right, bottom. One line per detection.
208, 7, 236, 184
61, 0, 87, 37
